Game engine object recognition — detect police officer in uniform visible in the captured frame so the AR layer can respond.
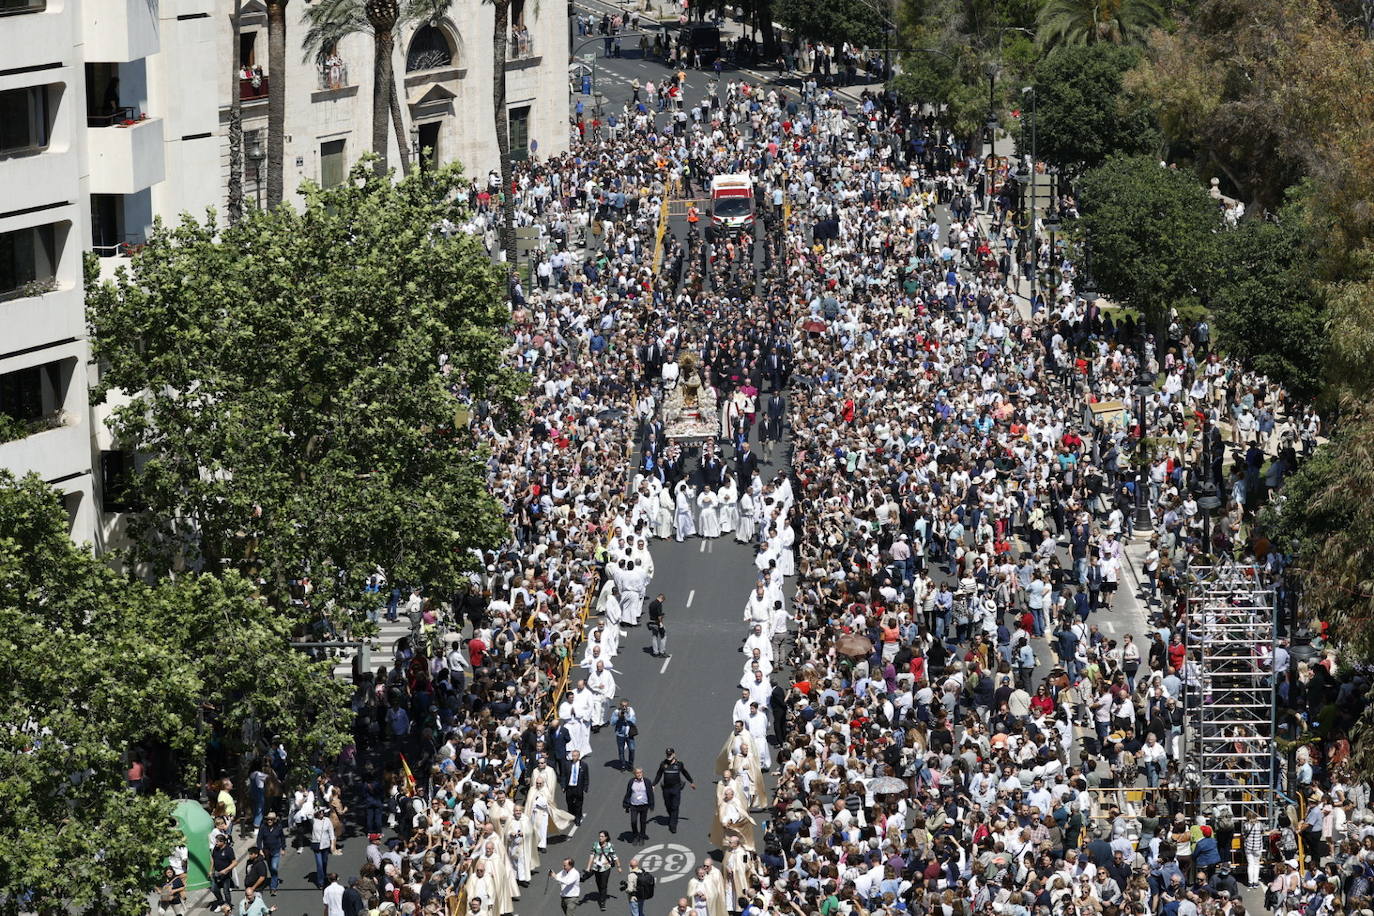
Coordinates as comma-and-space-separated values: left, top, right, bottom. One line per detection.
651, 748, 696, 834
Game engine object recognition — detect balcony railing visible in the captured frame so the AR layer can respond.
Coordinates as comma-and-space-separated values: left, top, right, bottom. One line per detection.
317, 60, 350, 91
509, 32, 534, 59
91, 234, 146, 258
87, 107, 144, 128
239, 73, 269, 101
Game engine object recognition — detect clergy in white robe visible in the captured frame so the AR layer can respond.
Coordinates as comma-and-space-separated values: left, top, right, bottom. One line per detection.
718, 485, 738, 533
655, 490, 675, 539
742, 624, 773, 666
586, 661, 617, 727
597, 578, 622, 627
743, 583, 771, 627
560, 695, 593, 758
525, 775, 574, 850
698, 490, 722, 538
709, 786, 758, 853
735, 492, 755, 543
570, 681, 598, 749
674, 483, 698, 541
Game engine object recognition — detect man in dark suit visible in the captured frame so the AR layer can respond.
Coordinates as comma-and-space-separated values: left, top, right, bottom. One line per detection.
548, 720, 572, 784
701, 448, 724, 491
761, 392, 784, 462
562, 749, 589, 826
736, 441, 760, 488
622, 767, 655, 842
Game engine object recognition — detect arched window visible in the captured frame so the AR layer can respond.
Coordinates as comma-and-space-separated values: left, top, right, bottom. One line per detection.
406, 25, 454, 73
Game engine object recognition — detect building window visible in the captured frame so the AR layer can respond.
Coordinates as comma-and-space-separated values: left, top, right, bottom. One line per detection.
240, 31, 258, 69
0, 366, 43, 425
320, 139, 346, 188
406, 25, 454, 73
0, 86, 52, 156
0, 223, 58, 301
100, 449, 140, 513
417, 121, 440, 171
508, 106, 530, 163
0, 0, 47, 14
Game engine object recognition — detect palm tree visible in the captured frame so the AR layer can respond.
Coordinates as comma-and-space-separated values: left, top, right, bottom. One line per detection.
266, 0, 289, 206
488, 0, 516, 263
302, 0, 437, 175
228, 0, 245, 223
1037, 0, 1165, 48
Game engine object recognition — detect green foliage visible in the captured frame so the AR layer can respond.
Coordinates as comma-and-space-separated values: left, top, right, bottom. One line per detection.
1020, 43, 1157, 175
1077, 154, 1219, 327
780, 0, 888, 47
87, 162, 517, 618
1208, 195, 1327, 401
0, 471, 349, 915
1037, 0, 1165, 47
894, 0, 1043, 145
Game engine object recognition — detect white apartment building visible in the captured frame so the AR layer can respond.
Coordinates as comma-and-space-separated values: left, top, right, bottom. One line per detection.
1, 0, 568, 546
223, 0, 571, 205
0, 0, 221, 545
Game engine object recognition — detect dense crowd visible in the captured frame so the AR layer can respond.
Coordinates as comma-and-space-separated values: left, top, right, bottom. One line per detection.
174, 43, 1374, 916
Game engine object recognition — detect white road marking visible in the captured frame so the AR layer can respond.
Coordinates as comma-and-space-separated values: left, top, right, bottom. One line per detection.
637, 842, 696, 882
660, 655, 672, 673
699, 539, 706, 553
685, 589, 695, 607
1104, 620, 1116, 633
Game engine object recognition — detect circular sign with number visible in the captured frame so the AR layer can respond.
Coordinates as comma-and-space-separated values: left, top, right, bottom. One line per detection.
636, 842, 696, 883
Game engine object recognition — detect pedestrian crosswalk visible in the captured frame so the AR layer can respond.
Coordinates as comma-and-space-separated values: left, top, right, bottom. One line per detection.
330, 616, 416, 680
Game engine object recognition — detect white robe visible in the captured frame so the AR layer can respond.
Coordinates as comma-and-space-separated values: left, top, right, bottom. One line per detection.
735, 493, 755, 542
655, 491, 675, 539
597, 579, 623, 627
718, 487, 738, 533
698, 491, 722, 538
675, 486, 698, 540
744, 590, 771, 626
587, 668, 617, 726
562, 697, 593, 758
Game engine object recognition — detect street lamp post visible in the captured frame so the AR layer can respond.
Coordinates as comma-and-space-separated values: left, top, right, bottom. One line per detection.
1022, 85, 1036, 299
1134, 355, 1155, 534
247, 135, 266, 209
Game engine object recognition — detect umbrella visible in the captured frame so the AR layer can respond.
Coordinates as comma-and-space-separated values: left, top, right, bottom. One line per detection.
801, 319, 828, 334
835, 633, 874, 658
867, 776, 907, 795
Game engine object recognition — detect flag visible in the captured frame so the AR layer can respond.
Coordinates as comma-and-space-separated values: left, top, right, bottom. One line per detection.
400, 753, 417, 795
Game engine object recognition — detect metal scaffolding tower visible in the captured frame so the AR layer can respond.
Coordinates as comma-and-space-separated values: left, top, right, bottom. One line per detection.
1184, 563, 1278, 828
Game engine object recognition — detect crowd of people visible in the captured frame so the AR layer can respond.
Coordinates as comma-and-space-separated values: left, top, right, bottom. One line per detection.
176, 34, 1374, 916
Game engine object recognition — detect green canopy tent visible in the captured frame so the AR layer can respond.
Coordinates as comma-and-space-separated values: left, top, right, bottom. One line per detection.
171, 799, 213, 891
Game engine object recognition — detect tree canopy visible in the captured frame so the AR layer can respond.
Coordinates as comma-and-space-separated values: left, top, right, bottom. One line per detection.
87, 162, 517, 618
1207, 194, 1326, 401
1077, 154, 1218, 326
0, 471, 349, 916
779, 0, 889, 48
1022, 43, 1156, 176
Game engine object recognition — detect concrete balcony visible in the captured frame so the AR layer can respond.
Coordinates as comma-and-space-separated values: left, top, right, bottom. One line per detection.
87, 116, 164, 194
0, 143, 78, 217
3, 2, 73, 74
82, 0, 158, 62
0, 418, 90, 486
0, 283, 83, 356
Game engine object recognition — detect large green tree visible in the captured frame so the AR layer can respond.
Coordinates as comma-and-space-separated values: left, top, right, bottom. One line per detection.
1022, 43, 1156, 176
779, 0, 888, 47
1208, 193, 1327, 400
0, 471, 349, 916
1266, 410, 1374, 781
88, 162, 517, 618
1077, 154, 1219, 326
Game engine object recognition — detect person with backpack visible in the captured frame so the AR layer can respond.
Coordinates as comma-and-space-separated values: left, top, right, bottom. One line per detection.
622, 857, 655, 916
